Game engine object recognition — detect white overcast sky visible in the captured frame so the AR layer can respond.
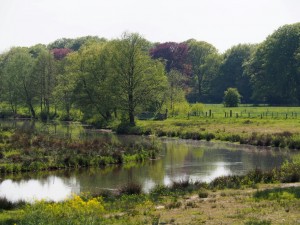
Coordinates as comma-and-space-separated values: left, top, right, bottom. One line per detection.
0, 0, 300, 53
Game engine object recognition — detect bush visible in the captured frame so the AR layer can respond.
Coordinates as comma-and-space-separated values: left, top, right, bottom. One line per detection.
198, 189, 209, 198
119, 182, 143, 195
20, 196, 104, 225
223, 88, 241, 107
277, 160, 300, 183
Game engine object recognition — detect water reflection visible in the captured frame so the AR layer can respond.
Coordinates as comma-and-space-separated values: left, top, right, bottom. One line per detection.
0, 176, 80, 202
0, 120, 295, 202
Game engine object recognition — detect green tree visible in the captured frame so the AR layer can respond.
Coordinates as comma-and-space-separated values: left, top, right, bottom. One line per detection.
186, 39, 219, 102
1, 47, 36, 116
163, 69, 187, 116
213, 44, 256, 103
52, 52, 76, 120
34, 48, 56, 119
248, 23, 300, 104
65, 41, 116, 122
111, 33, 168, 125
223, 88, 241, 107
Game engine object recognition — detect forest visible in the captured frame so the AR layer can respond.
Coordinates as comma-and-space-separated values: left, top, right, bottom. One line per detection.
0, 23, 300, 126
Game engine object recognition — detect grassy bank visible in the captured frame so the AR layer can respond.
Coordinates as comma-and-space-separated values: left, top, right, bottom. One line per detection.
0, 159, 300, 225
120, 105, 300, 150
0, 127, 160, 174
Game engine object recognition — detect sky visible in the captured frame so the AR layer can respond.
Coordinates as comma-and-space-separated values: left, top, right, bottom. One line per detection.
1, 0, 300, 53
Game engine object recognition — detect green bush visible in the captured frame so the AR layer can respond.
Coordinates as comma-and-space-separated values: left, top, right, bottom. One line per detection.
198, 189, 209, 198
223, 88, 241, 107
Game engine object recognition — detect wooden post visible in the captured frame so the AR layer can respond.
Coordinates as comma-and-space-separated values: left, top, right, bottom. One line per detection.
230, 110, 232, 118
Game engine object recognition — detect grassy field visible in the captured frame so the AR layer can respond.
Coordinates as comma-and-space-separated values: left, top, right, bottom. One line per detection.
131, 105, 300, 150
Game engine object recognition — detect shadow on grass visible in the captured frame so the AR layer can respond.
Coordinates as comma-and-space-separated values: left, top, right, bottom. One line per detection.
254, 186, 300, 200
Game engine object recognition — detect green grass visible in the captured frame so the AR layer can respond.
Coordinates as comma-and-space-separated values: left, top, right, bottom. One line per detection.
127, 104, 300, 150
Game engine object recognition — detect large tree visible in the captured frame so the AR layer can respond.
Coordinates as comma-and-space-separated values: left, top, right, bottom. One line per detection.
66, 41, 116, 122
1, 47, 36, 117
112, 33, 167, 125
33, 48, 56, 119
248, 23, 300, 104
213, 44, 256, 103
186, 40, 220, 102
150, 42, 189, 73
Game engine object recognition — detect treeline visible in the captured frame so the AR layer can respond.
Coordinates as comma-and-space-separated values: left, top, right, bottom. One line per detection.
0, 23, 300, 125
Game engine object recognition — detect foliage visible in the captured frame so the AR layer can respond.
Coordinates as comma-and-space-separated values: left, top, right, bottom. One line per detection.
186, 39, 220, 102
150, 42, 189, 74
213, 44, 256, 102
0, 127, 162, 173
249, 23, 300, 104
51, 48, 72, 60
223, 88, 241, 107
118, 182, 143, 195
20, 196, 105, 225
111, 33, 168, 125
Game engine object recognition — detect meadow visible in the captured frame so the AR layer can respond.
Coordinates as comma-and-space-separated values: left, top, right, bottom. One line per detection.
131, 105, 300, 150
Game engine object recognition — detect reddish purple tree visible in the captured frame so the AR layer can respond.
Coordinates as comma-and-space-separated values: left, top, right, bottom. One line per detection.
150, 42, 190, 74
51, 48, 72, 60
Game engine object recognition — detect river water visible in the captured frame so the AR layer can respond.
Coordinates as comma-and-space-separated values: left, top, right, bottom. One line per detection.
0, 120, 294, 202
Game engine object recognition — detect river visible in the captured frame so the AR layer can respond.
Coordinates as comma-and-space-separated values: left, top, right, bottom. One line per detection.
0, 119, 294, 202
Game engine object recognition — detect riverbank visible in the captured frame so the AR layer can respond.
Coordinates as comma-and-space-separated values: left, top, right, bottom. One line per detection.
0, 164, 300, 224
126, 116, 300, 150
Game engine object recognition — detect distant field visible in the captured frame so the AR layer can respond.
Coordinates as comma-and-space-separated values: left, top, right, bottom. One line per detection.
139, 104, 300, 134
136, 104, 300, 149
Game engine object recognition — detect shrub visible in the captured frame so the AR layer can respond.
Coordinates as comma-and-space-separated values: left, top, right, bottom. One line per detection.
119, 182, 142, 195
277, 160, 300, 183
223, 88, 241, 107
198, 189, 209, 198
20, 196, 105, 225
171, 177, 192, 190
150, 185, 172, 198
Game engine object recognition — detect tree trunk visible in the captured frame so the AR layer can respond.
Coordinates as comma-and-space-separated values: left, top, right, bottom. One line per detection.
28, 102, 36, 118
198, 74, 202, 101
128, 93, 135, 125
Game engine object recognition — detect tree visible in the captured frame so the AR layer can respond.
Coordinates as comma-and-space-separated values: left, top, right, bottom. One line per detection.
163, 70, 186, 116
223, 88, 241, 107
150, 42, 189, 73
51, 48, 72, 60
48, 36, 106, 51
1, 47, 36, 117
186, 40, 219, 102
34, 48, 56, 119
112, 33, 168, 125
213, 44, 256, 103
248, 23, 300, 105
67, 41, 116, 122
